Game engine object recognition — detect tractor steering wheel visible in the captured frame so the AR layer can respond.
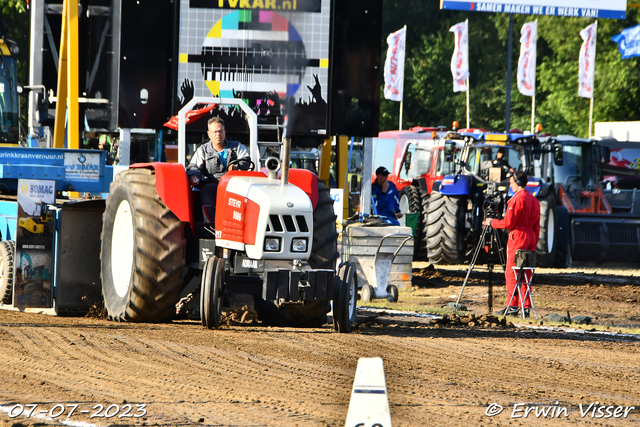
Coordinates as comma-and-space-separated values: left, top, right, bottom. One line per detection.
226, 158, 255, 172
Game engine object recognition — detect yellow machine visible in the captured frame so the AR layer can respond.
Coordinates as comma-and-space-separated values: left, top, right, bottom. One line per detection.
18, 203, 53, 236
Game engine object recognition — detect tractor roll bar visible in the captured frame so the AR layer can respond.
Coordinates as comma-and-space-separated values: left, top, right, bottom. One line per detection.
177, 97, 259, 167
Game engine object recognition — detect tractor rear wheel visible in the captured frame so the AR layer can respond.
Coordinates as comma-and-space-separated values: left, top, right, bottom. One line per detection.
277, 181, 339, 327
0, 240, 15, 304
100, 169, 187, 322
399, 186, 427, 261
425, 192, 465, 264
536, 193, 558, 267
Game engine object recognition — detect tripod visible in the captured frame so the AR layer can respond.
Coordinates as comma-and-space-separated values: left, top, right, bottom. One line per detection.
453, 223, 506, 312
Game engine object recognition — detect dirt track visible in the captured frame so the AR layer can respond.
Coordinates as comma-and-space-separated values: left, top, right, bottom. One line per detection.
1, 299, 639, 427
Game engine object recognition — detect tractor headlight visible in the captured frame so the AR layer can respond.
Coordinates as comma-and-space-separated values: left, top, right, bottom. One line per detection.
264, 237, 281, 252
291, 238, 308, 252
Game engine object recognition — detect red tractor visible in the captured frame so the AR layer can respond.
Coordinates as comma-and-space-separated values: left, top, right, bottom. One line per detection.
378, 126, 464, 260
99, 98, 357, 332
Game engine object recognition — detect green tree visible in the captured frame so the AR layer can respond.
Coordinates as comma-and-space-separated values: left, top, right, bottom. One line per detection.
1, 0, 30, 86
380, 3, 640, 138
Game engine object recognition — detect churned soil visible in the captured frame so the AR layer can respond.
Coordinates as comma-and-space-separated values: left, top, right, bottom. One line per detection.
0, 263, 639, 426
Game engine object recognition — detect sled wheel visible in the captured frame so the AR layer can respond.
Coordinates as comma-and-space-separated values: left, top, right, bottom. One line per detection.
387, 284, 399, 303
361, 284, 375, 303
333, 263, 357, 333
201, 256, 224, 329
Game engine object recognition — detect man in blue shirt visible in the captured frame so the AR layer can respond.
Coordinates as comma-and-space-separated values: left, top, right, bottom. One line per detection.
371, 166, 403, 226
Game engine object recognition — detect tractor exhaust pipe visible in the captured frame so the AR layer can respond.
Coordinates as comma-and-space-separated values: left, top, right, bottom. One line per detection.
265, 156, 281, 181
281, 136, 291, 188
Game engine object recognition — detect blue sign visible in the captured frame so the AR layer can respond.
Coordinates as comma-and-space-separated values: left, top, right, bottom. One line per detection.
440, 1, 626, 20
612, 24, 640, 59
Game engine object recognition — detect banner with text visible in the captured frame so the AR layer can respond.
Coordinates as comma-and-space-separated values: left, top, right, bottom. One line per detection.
517, 21, 537, 97
440, 1, 625, 19
383, 27, 406, 102
450, 21, 469, 93
578, 21, 597, 99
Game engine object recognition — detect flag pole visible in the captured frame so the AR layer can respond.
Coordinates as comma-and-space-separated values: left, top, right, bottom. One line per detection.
531, 94, 535, 133
399, 25, 407, 130
466, 77, 470, 129
588, 97, 594, 138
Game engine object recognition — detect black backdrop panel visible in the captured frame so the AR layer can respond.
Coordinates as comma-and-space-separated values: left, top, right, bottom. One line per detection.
329, 0, 383, 137
118, 0, 174, 129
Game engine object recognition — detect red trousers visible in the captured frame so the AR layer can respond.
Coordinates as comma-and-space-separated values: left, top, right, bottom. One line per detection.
504, 230, 537, 308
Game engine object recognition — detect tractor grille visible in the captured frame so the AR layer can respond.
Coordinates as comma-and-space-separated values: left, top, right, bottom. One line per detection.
267, 214, 309, 233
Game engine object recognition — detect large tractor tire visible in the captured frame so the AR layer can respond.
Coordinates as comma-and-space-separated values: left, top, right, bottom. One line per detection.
399, 186, 427, 261
0, 240, 15, 304
278, 181, 339, 327
100, 169, 187, 322
425, 191, 465, 264
536, 193, 558, 267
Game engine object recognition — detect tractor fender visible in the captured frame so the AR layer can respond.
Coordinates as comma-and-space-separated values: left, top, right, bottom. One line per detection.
129, 163, 194, 229
288, 169, 319, 209
536, 182, 552, 198
438, 174, 471, 196
431, 180, 441, 193
416, 177, 429, 194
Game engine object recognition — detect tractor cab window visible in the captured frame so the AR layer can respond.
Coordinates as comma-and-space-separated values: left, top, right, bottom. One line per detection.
399, 144, 433, 181
466, 146, 524, 178
436, 143, 460, 176
554, 144, 583, 187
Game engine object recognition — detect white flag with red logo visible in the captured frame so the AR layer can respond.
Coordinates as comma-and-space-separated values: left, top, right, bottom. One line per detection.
450, 21, 469, 92
517, 21, 537, 97
579, 21, 597, 99
383, 27, 406, 102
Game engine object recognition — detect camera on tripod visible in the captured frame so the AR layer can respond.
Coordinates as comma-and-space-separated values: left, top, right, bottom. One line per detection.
483, 182, 504, 220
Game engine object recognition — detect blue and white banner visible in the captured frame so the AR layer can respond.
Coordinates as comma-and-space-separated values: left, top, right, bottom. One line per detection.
450, 21, 469, 93
440, 1, 625, 20
611, 24, 640, 59
383, 27, 406, 102
517, 21, 537, 97
578, 22, 597, 99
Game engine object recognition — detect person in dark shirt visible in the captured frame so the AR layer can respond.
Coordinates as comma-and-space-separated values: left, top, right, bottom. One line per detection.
371, 166, 403, 226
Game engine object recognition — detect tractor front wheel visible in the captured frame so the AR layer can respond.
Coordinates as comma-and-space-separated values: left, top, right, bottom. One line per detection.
333, 262, 357, 333
100, 169, 187, 322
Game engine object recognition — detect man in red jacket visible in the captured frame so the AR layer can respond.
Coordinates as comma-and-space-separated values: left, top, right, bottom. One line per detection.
484, 171, 540, 317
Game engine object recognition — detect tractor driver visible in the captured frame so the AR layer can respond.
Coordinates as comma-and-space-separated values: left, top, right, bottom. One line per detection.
483, 171, 540, 317
492, 147, 515, 181
371, 166, 403, 226
187, 117, 251, 226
